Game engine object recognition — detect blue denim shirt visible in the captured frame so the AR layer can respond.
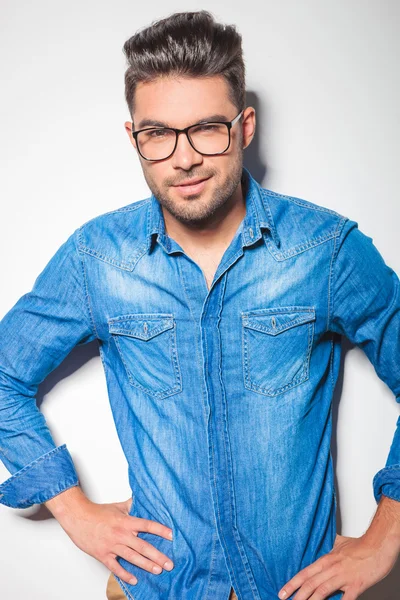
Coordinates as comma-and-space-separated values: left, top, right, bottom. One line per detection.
1, 166, 399, 600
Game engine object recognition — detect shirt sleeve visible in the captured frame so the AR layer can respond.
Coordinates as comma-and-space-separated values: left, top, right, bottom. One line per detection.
329, 217, 400, 504
0, 227, 98, 508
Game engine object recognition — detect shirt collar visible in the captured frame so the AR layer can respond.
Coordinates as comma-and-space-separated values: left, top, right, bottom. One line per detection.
145, 165, 281, 254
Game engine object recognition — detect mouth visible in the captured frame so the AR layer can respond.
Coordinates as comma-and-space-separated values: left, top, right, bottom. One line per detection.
173, 176, 211, 195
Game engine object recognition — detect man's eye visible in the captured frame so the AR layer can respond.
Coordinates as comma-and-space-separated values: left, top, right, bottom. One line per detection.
197, 124, 217, 132
149, 129, 167, 138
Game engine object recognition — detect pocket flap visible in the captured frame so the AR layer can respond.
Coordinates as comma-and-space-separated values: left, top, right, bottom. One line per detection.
242, 308, 316, 336
108, 314, 174, 341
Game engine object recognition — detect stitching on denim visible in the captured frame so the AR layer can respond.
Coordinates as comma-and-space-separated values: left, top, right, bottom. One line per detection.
111, 323, 182, 400
175, 257, 210, 422
109, 313, 174, 322
75, 228, 100, 340
109, 319, 174, 340
203, 531, 218, 600
115, 575, 135, 600
205, 319, 242, 600
0, 479, 79, 508
76, 215, 150, 271
217, 277, 260, 600
216, 277, 243, 596
215, 247, 245, 287
0, 444, 68, 490
258, 189, 281, 249
78, 242, 149, 272
175, 253, 224, 599
263, 189, 344, 218
242, 311, 315, 398
242, 305, 315, 316
266, 228, 338, 262
327, 217, 350, 332
242, 311, 315, 335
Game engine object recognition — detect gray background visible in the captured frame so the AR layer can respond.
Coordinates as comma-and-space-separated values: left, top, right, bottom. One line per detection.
0, 1, 399, 598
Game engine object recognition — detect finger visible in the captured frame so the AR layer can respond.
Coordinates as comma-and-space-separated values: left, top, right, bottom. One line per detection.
307, 575, 344, 600
131, 516, 173, 540
279, 556, 339, 599
107, 557, 138, 586
115, 541, 174, 575
292, 566, 340, 600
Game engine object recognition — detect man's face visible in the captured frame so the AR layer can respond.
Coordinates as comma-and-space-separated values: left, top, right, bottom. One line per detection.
125, 75, 254, 227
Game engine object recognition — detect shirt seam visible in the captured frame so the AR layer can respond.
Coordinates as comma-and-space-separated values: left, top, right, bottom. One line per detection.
327, 216, 349, 332
0, 444, 68, 490
74, 227, 100, 340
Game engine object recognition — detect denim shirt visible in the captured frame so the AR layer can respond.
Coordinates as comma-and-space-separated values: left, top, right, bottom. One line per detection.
1, 166, 399, 600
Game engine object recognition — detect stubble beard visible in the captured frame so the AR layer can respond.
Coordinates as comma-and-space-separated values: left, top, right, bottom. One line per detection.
142, 147, 244, 227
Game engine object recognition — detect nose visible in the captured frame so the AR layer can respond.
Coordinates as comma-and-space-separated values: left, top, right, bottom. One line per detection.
171, 131, 203, 170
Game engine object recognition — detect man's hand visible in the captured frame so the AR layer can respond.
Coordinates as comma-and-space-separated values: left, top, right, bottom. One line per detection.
44, 486, 174, 586
277, 532, 398, 600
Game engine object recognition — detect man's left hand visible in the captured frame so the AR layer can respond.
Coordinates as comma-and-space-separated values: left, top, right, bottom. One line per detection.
278, 532, 398, 600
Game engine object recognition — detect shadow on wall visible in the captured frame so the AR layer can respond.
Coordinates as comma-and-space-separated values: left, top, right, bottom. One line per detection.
243, 90, 267, 184
21, 340, 100, 522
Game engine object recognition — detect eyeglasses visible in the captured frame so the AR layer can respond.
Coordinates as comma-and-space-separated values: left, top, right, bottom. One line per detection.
130, 110, 244, 162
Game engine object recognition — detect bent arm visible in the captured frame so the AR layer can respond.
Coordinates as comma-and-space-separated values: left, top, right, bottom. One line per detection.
0, 228, 97, 508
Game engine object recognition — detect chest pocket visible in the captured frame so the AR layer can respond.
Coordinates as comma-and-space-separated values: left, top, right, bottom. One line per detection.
108, 313, 182, 400
241, 306, 316, 397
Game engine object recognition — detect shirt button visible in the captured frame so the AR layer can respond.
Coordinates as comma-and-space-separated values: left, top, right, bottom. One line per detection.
249, 227, 254, 238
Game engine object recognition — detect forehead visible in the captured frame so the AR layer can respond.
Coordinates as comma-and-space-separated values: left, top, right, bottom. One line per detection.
133, 75, 235, 129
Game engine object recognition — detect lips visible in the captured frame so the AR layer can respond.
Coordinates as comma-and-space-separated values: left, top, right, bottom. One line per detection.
174, 177, 210, 187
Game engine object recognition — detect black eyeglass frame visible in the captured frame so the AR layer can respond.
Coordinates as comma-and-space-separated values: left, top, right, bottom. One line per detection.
130, 109, 244, 162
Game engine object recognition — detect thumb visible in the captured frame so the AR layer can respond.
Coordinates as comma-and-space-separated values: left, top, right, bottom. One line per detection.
114, 497, 133, 514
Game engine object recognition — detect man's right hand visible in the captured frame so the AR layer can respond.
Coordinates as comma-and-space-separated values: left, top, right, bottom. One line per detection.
44, 485, 174, 586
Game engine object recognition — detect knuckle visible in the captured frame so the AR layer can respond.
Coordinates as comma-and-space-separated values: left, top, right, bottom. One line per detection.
134, 539, 149, 554
103, 558, 115, 570
317, 583, 331, 596
303, 580, 315, 594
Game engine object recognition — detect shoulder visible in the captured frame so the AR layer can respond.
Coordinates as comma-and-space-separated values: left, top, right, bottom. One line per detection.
73, 197, 151, 270
259, 185, 353, 259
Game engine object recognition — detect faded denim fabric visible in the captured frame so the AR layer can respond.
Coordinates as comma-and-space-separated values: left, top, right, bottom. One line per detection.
1, 165, 400, 600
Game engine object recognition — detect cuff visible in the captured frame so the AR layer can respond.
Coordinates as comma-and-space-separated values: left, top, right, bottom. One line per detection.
0, 444, 79, 508
373, 465, 400, 504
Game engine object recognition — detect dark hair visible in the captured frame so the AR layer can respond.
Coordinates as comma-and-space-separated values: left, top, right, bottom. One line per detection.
122, 10, 246, 121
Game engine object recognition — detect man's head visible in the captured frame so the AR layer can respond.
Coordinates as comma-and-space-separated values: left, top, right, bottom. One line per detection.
123, 11, 255, 227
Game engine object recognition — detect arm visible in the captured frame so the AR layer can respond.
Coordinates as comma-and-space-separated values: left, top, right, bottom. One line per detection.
0, 228, 97, 509
0, 230, 175, 586
330, 218, 400, 505
278, 217, 400, 600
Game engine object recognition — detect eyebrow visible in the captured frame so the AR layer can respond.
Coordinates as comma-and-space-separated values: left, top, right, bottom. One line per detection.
135, 114, 230, 130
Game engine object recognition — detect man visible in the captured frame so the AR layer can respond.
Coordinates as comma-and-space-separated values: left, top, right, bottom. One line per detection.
0, 9, 400, 600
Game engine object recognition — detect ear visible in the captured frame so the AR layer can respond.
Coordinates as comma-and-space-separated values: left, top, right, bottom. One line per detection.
124, 121, 137, 148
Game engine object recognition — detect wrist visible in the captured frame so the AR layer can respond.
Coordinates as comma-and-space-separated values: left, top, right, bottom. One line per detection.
363, 495, 400, 556
44, 484, 89, 520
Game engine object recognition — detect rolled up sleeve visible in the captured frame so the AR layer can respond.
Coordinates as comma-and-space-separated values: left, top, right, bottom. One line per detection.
0, 227, 97, 508
329, 217, 400, 504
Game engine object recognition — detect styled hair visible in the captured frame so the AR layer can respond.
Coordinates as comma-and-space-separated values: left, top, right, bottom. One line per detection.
122, 10, 246, 122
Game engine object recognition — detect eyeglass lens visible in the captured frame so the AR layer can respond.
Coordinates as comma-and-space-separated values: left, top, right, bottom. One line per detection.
136, 123, 230, 160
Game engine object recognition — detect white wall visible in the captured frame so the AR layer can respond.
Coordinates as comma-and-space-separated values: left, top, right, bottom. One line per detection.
0, 1, 399, 598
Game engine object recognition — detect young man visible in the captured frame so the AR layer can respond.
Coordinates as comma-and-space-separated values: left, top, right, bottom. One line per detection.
0, 10, 399, 600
